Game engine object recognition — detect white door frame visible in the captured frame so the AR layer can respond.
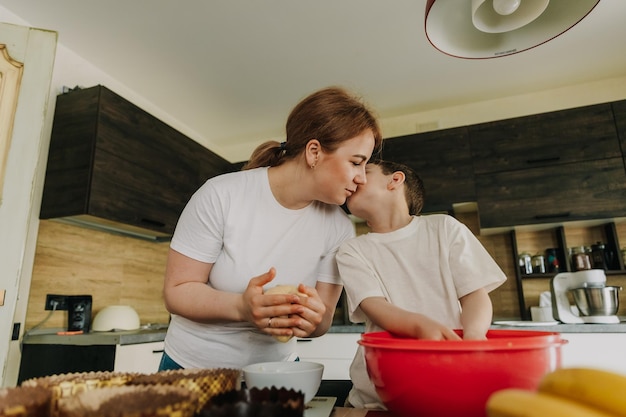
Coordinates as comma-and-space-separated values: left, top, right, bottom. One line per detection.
0, 21, 57, 387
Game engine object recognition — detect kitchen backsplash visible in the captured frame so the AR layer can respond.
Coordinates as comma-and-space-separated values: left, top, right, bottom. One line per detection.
26, 220, 171, 329
27, 211, 580, 330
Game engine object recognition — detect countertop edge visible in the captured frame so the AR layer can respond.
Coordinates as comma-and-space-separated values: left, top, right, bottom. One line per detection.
22, 322, 626, 346
23, 328, 167, 346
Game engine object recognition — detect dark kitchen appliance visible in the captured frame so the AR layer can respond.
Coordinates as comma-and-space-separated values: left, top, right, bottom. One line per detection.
67, 295, 93, 332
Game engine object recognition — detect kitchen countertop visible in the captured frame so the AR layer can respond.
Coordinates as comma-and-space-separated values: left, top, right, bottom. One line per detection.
22, 321, 626, 347
23, 326, 167, 346
331, 407, 394, 417
336, 322, 626, 333
21, 324, 367, 347
328, 325, 365, 333
489, 321, 626, 333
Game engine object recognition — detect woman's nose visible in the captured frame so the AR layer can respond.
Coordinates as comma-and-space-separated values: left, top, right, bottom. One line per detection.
355, 171, 367, 184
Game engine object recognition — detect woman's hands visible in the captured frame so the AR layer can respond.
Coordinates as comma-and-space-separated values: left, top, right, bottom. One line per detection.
241, 267, 327, 339
163, 249, 333, 338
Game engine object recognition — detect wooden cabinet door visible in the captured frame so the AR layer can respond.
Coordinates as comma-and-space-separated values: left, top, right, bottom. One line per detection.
91, 87, 233, 234
114, 342, 164, 374
296, 334, 360, 380
469, 103, 621, 174
476, 157, 626, 228
41, 86, 234, 237
0, 21, 58, 387
382, 127, 475, 213
613, 99, 626, 155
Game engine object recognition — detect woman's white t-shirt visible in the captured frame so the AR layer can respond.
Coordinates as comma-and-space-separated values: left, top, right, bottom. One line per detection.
164, 167, 355, 369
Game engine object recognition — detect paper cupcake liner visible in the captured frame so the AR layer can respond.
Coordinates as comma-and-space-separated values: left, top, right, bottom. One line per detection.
20, 368, 241, 416
199, 387, 305, 417
0, 385, 52, 417
56, 385, 198, 417
21, 371, 137, 417
129, 368, 241, 411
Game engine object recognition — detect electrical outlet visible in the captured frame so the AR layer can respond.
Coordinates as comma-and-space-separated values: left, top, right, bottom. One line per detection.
45, 294, 68, 311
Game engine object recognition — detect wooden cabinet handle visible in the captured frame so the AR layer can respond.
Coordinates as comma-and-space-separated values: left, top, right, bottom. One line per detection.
534, 212, 571, 220
152, 349, 165, 354
526, 156, 561, 164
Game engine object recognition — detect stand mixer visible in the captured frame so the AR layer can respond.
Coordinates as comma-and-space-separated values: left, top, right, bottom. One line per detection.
550, 269, 621, 324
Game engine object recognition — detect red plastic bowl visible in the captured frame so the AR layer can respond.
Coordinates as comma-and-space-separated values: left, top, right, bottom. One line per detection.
358, 330, 566, 417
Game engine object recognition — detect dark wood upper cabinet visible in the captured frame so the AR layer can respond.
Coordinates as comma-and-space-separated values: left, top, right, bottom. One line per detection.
40, 85, 235, 240
475, 157, 626, 228
469, 103, 621, 174
613, 99, 626, 154
468, 102, 626, 229
381, 127, 475, 213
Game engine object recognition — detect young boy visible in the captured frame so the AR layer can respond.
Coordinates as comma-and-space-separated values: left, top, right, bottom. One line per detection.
336, 160, 507, 409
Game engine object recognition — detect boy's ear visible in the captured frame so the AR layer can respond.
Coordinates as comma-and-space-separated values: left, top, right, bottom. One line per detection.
387, 171, 406, 190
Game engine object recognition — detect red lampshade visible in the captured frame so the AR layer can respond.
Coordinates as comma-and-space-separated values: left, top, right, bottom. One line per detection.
424, 0, 601, 59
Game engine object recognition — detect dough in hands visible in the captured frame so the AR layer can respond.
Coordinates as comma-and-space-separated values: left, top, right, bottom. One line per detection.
264, 284, 307, 297
264, 285, 308, 342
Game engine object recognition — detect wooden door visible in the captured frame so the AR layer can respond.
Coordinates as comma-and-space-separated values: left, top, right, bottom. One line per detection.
0, 42, 23, 200
0, 22, 57, 387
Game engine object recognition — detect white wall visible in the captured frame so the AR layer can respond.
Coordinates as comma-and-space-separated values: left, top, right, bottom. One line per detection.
0, 7, 204, 155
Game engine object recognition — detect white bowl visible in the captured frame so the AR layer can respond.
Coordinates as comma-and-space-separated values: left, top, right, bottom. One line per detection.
92, 305, 140, 331
242, 361, 323, 403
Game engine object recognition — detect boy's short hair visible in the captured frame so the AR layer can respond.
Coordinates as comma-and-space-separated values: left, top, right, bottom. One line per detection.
370, 159, 425, 215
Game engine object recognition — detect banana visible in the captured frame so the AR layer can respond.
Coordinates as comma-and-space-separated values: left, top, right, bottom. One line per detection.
486, 388, 616, 417
538, 367, 626, 417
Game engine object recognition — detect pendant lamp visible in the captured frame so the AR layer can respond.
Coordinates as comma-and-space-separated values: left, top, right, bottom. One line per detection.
424, 0, 601, 59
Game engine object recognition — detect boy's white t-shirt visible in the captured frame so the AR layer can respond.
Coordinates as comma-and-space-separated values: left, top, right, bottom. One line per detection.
165, 167, 355, 369
336, 214, 506, 409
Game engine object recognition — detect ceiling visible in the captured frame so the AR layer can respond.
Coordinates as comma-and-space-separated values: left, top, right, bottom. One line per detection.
1, 1, 626, 162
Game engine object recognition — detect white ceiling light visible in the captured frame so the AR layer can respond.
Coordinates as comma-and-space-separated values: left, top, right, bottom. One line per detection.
491, 0, 522, 17
473, 0, 549, 33
425, 0, 601, 59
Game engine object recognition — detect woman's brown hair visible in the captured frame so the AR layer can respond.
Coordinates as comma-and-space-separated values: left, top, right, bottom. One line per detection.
243, 86, 382, 169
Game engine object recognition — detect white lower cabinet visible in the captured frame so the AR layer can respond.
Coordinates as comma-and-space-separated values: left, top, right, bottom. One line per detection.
109, 332, 626, 380
111, 333, 361, 377
113, 341, 165, 373
296, 333, 361, 380
560, 333, 626, 375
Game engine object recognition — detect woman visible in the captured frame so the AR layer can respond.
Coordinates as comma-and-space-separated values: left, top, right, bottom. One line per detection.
160, 86, 383, 370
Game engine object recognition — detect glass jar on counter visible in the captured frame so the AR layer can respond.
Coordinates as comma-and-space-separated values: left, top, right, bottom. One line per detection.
570, 246, 591, 271
531, 254, 546, 274
519, 252, 532, 275
590, 242, 607, 270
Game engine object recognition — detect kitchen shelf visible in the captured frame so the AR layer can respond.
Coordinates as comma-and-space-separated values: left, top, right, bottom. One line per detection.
512, 221, 626, 320
519, 273, 556, 279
